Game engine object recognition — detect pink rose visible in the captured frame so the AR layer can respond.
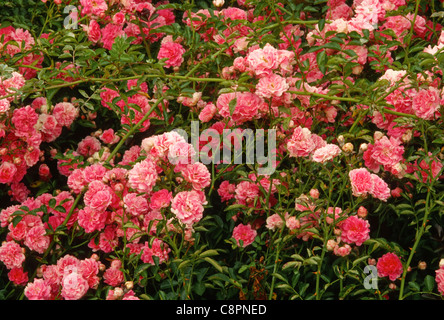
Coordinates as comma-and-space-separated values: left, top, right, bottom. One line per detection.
61, 270, 89, 300
232, 223, 257, 247
255, 73, 289, 99
412, 88, 441, 120
171, 190, 207, 225
377, 252, 403, 281
181, 162, 211, 190
157, 41, 186, 68
0, 162, 17, 184
349, 168, 374, 197
340, 215, 370, 246
312, 144, 342, 163
0, 241, 25, 269
24, 278, 52, 300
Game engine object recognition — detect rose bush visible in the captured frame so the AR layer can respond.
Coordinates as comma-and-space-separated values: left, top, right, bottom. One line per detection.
0, 0, 444, 300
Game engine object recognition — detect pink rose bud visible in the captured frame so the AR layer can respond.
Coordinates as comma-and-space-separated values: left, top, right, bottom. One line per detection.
357, 206, 368, 218
309, 188, 320, 199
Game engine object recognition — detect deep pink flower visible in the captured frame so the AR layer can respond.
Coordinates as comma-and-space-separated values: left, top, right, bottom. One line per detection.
157, 41, 186, 68
0, 241, 25, 269
377, 252, 403, 281
340, 215, 370, 246
232, 223, 257, 247
140, 239, 171, 265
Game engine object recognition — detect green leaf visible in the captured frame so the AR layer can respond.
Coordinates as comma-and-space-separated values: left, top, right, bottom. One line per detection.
316, 50, 327, 74
228, 97, 237, 117
424, 275, 435, 292
204, 257, 223, 273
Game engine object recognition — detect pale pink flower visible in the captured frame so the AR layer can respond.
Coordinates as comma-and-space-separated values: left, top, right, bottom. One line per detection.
0, 241, 25, 269
198, 102, 217, 123
101, 23, 125, 50
171, 190, 207, 225
182, 162, 211, 190
436, 265, 444, 295
232, 223, 257, 247
61, 270, 89, 300
246, 43, 279, 77
287, 126, 316, 158
84, 180, 113, 212
217, 180, 236, 202
52, 102, 78, 128
77, 136, 101, 157
412, 88, 441, 120
216, 91, 263, 124
340, 215, 370, 246
127, 159, 159, 194
123, 193, 149, 216
333, 243, 352, 257
83, 19, 101, 43
24, 278, 52, 300
0, 99, 10, 113
234, 181, 260, 206
363, 136, 404, 173
312, 144, 342, 163
78, 207, 108, 233
11, 105, 38, 137
370, 174, 391, 201
255, 73, 289, 99
103, 266, 124, 287
80, 0, 108, 17
24, 225, 50, 254
78, 258, 100, 289
349, 168, 374, 197
100, 128, 120, 144
285, 216, 301, 230
266, 213, 286, 231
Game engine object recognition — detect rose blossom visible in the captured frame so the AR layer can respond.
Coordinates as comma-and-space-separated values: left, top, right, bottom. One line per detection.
61, 270, 89, 300
340, 215, 370, 246
287, 126, 317, 158
0, 241, 25, 269
24, 278, 52, 300
157, 41, 186, 68
127, 158, 158, 194
377, 252, 403, 281
0, 161, 17, 184
8, 267, 28, 286
140, 238, 171, 265
312, 144, 342, 163
412, 87, 441, 120
171, 190, 207, 225
181, 162, 211, 190
255, 73, 289, 99
349, 168, 374, 197
232, 223, 257, 247
123, 193, 149, 216
436, 265, 444, 295
149, 189, 173, 211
